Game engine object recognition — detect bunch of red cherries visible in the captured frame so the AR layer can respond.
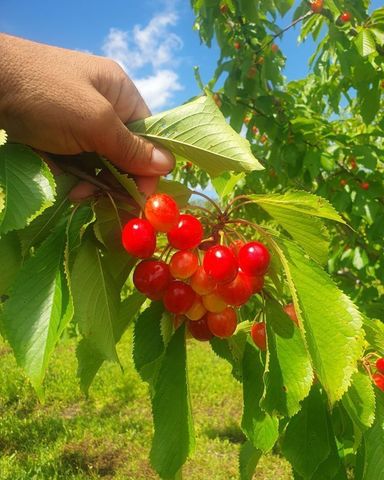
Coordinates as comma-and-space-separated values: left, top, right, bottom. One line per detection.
121, 193, 270, 344
372, 357, 384, 391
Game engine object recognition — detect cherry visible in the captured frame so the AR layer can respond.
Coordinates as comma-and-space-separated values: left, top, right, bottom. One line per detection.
144, 193, 179, 232
133, 260, 171, 300
283, 303, 298, 326
206, 307, 237, 338
122, 218, 156, 258
372, 373, 384, 392
234, 41, 241, 50
213, 93, 222, 108
340, 11, 352, 23
376, 358, 384, 374
202, 292, 227, 313
169, 250, 199, 279
217, 271, 253, 306
251, 322, 266, 350
238, 241, 270, 277
186, 296, 207, 321
349, 157, 357, 169
203, 245, 238, 284
163, 281, 196, 314
340, 179, 347, 187
219, 3, 228, 14
243, 117, 251, 125
260, 134, 267, 143
167, 214, 203, 250
252, 126, 259, 135
190, 266, 217, 295
248, 274, 264, 294
360, 182, 369, 190
271, 43, 279, 53
310, 0, 323, 13
230, 240, 245, 256
188, 316, 213, 341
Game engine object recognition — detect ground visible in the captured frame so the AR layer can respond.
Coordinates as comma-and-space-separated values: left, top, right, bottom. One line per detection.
0, 327, 292, 479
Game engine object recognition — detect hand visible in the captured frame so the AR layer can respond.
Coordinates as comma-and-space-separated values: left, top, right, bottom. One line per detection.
0, 34, 175, 197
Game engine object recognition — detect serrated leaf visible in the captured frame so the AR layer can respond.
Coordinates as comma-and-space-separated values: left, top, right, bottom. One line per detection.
241, 341, 279, 452
0, 129, 7, 146
273, 239, 364, 405
133, 302, 165, 384
77, 291, 146, 394
342, 370, 375, 431
158, 178, 192, 207
0, 144, 56, 235
128, 96, 263, 177
239, 440, 262, 480
262, 299, 313, 417
281, 387, 331, 478
354, 29, 377, 57
0, 232, 22, 295
150, 324, 195, 478
361, 390, 384, 480
212, 172, 244, 199
1, 223, 72, 392
362, 316, 384, 355
71, 237, 120, 362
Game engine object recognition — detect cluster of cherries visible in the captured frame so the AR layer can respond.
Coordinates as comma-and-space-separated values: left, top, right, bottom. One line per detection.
372, 357, 384, 392
121, 193, 270, 344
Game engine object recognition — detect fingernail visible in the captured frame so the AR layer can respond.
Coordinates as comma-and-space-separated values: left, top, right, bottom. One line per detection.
151, 147, 175, 174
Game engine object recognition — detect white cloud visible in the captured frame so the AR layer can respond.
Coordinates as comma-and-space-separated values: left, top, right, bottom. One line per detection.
101, 12, 184, 111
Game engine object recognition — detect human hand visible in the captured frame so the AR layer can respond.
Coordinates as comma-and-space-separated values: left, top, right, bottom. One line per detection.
0, 34, 175, 197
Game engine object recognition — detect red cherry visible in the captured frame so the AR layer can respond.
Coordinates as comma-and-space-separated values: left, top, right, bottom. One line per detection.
271, 43, 279, 53
206, 307, 237, 338
188, 316, 213, 341
349, 157, 357, 169
252, 125, 259, 135
376, 358, 384, 374
340, 11, 352, 23
163, 281, 196, 314
340, 179, 347, 187
190, 266, 217, 295
133, 260, 171, 300
310, 0, 323, 13
167, 214, 203, 250
144, 193, 179, 232
219, 3, 228, 14
360, 182, 369, 190
203, 245, 238, 284
230, 240, 245, 256
122, 218, 156, 258
373, 373, 384, 391
234, 41, 241, 50
202, 292, 227, 313
283, 303, 298, 326
248, 274, 264, 293
186, 296, 207, 321
238, 241, 270, 276
251, 322, 266, 350
169, 250, 199, 279
217, 271, 252, 306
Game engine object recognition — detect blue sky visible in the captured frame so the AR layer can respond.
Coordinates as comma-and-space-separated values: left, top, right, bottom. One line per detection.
1, 0, 382, 112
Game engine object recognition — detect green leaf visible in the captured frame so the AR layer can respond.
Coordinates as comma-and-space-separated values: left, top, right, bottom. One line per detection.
0, 232, 22, 295
133, 302, 165, 384
77, 291, 146, 394
0, 144, 56, 235
239, 440, 262, 480
212, 172, 245, 199
362, 316, 384, 355
354, 29, 377, 57
71, 237, 120, 362
273, 239, 364, 405
128, 96, 263, 177
150, 324, 195, 478
1, 223, 72, 392
157, 178, 192, 207
241, 341, 279, 452
261, 299, 313, 417
281, 387, 331, 478
361, 391, 384, 479
342, 370, 376, 432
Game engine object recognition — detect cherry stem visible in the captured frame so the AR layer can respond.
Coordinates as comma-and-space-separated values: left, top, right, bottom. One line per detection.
223, 195, 255, 217
225, 218, 266, 237
191, 190, 223, 215
223, 226, 246, 242
227, 200, 259, 218
159, 244, 172, 261
183, 204, 213, 217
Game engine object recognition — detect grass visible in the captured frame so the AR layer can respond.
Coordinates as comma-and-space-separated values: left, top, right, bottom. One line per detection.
0, 328, 292, 480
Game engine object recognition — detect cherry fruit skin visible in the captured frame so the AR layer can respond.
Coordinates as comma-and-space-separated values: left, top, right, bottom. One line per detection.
144, 193, 179, 232
188, 317, 213, 341
340, 11, 352, 22
251, 322, 266, 350
238, 241, 270, 277
310, 0, 323, 13
248, 274, 264, 294
167, 214, 204, 250
217, 271, 253, 306
207, 307, 237, 338
203, 245, 238, 284
360, 182, 370, 190
283, 303, 298, 326
376, 358, 384, 374
163, 281, 196, 314
373, 373, 384, 392
186, 296, 207, 321
202, 292, 227, 313
133, 260, 171, 300
169, 250, 199, 279
190, 266, 217, 296
122, 218, 156, 258
230, 240, 245, 256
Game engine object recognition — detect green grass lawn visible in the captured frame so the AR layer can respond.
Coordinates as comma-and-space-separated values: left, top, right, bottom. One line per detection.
0, 328, 292, 480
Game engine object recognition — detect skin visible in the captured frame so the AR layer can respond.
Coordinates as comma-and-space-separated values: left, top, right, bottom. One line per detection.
0, 33, 175, 199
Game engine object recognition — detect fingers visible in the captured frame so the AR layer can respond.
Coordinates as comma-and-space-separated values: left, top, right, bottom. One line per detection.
135, 175, 159, 196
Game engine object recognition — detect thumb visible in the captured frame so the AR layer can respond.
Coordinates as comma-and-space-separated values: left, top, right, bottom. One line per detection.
93, 106, 175, 176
